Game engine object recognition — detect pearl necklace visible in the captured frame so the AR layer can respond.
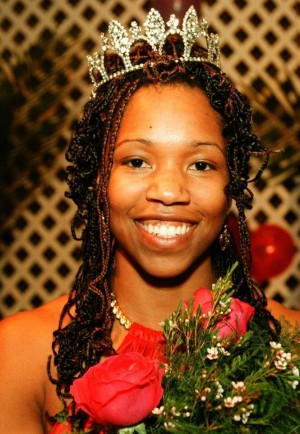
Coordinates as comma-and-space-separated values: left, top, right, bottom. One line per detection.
110, 295, 132, 330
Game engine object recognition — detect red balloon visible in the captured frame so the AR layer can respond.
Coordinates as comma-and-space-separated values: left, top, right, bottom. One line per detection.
250, 224, 296, 283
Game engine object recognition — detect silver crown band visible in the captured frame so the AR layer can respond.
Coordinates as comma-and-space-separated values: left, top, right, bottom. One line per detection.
88, 6, 220, 94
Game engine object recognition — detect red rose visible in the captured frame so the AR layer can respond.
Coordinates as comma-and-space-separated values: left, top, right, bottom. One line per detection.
50, 404, 94, 434
185, 288, 254, 340
216, 296, 254, 339
185, 288, 212, 314
71, 352, 164, 427
50, 420, 73, 434
50, 417, 95, 434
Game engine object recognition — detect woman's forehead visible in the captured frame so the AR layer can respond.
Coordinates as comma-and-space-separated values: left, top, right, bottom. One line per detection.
113, 84, 226, 155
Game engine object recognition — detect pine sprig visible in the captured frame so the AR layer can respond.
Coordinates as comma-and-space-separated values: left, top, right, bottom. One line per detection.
147, 264, 300, 433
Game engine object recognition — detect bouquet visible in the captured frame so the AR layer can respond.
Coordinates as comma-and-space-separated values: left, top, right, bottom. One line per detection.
53, 265, 300, 433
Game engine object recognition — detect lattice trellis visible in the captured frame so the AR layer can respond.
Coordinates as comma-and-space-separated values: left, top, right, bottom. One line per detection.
0, 0, 299, 318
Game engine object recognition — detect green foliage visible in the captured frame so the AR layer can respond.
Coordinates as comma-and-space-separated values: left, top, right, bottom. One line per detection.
144, 265, 300, 433
56, 265, 300, 433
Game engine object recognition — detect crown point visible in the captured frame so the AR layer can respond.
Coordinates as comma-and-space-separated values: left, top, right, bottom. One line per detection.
88, 7, 221, 90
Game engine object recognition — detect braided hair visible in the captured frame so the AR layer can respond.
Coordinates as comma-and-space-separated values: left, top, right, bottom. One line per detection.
48, 36, 280, 419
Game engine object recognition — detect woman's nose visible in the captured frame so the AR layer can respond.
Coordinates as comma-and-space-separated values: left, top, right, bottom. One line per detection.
145, 169, 190, 205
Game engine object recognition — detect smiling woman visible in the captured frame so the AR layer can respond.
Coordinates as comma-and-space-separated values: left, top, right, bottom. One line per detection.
109, 85, 230, 322
0, 6, 299, 434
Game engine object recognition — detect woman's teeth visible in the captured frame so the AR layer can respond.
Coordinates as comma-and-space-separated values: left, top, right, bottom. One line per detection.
140, 223, 192, 238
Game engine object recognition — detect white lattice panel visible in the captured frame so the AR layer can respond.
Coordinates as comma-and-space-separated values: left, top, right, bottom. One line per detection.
0, 0, 299, 317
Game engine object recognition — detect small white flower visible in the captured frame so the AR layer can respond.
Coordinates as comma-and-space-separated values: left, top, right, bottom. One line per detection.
152, 406, 164, 415
164, 421, 175, 428
219, 347, 231, 356
216, 384, 224, 396
232, 381, 245, 391
168, 320, 177, 328
276, 350, 284, 359
274, 359, 287, 370
207, 347, 218, 360
276, 350, 291, 361
242, 413, 250, 424
292, 366, 300, 377
168, 320, 177, 329
224, 396, 242, 408
285, 352, 292, 362
215, 380, 224, 391
201, 396, 206, 401
171, 406, 180, 416
163, 364, 172, 377
290, 380, 299, 389
233, 414, 241, 421
270, 341, 282, 349
224, 397, 235, 408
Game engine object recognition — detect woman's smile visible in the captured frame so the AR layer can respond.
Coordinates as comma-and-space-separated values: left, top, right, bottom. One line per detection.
138, 220, 193, 238
135, 218, 197, 251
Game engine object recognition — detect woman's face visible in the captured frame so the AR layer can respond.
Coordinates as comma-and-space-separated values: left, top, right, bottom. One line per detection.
108, 84, 230, 279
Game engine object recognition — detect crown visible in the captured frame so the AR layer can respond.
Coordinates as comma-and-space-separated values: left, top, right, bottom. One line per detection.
88, 6, 220, 93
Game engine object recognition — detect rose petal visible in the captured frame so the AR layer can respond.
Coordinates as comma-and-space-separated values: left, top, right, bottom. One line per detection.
183, 288, 212, 312
217, 298, 254, 339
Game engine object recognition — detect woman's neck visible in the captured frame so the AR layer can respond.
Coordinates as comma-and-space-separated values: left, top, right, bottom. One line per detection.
111, 251, 216, 331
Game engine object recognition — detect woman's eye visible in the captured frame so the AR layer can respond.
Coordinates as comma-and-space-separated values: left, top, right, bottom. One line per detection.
190, 161, 212, 171
124, 158, 149, 168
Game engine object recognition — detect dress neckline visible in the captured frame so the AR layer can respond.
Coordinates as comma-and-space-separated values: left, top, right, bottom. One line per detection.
116, 322, 166, 362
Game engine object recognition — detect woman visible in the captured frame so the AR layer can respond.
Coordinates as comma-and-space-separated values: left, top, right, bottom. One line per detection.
0, 7, 299, 434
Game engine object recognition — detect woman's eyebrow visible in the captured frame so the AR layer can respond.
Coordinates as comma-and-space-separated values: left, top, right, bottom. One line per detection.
191, 141, 227, 156
115, 138, 153, 148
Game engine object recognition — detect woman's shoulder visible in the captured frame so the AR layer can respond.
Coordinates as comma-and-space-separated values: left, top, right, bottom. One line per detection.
0, 294, 68, 339
0, 294, 69, 383
0, 295, 68, 433
266, 298, 300, 328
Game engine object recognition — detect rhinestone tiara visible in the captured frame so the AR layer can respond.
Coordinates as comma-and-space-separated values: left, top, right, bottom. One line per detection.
88, 6, 220, 93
